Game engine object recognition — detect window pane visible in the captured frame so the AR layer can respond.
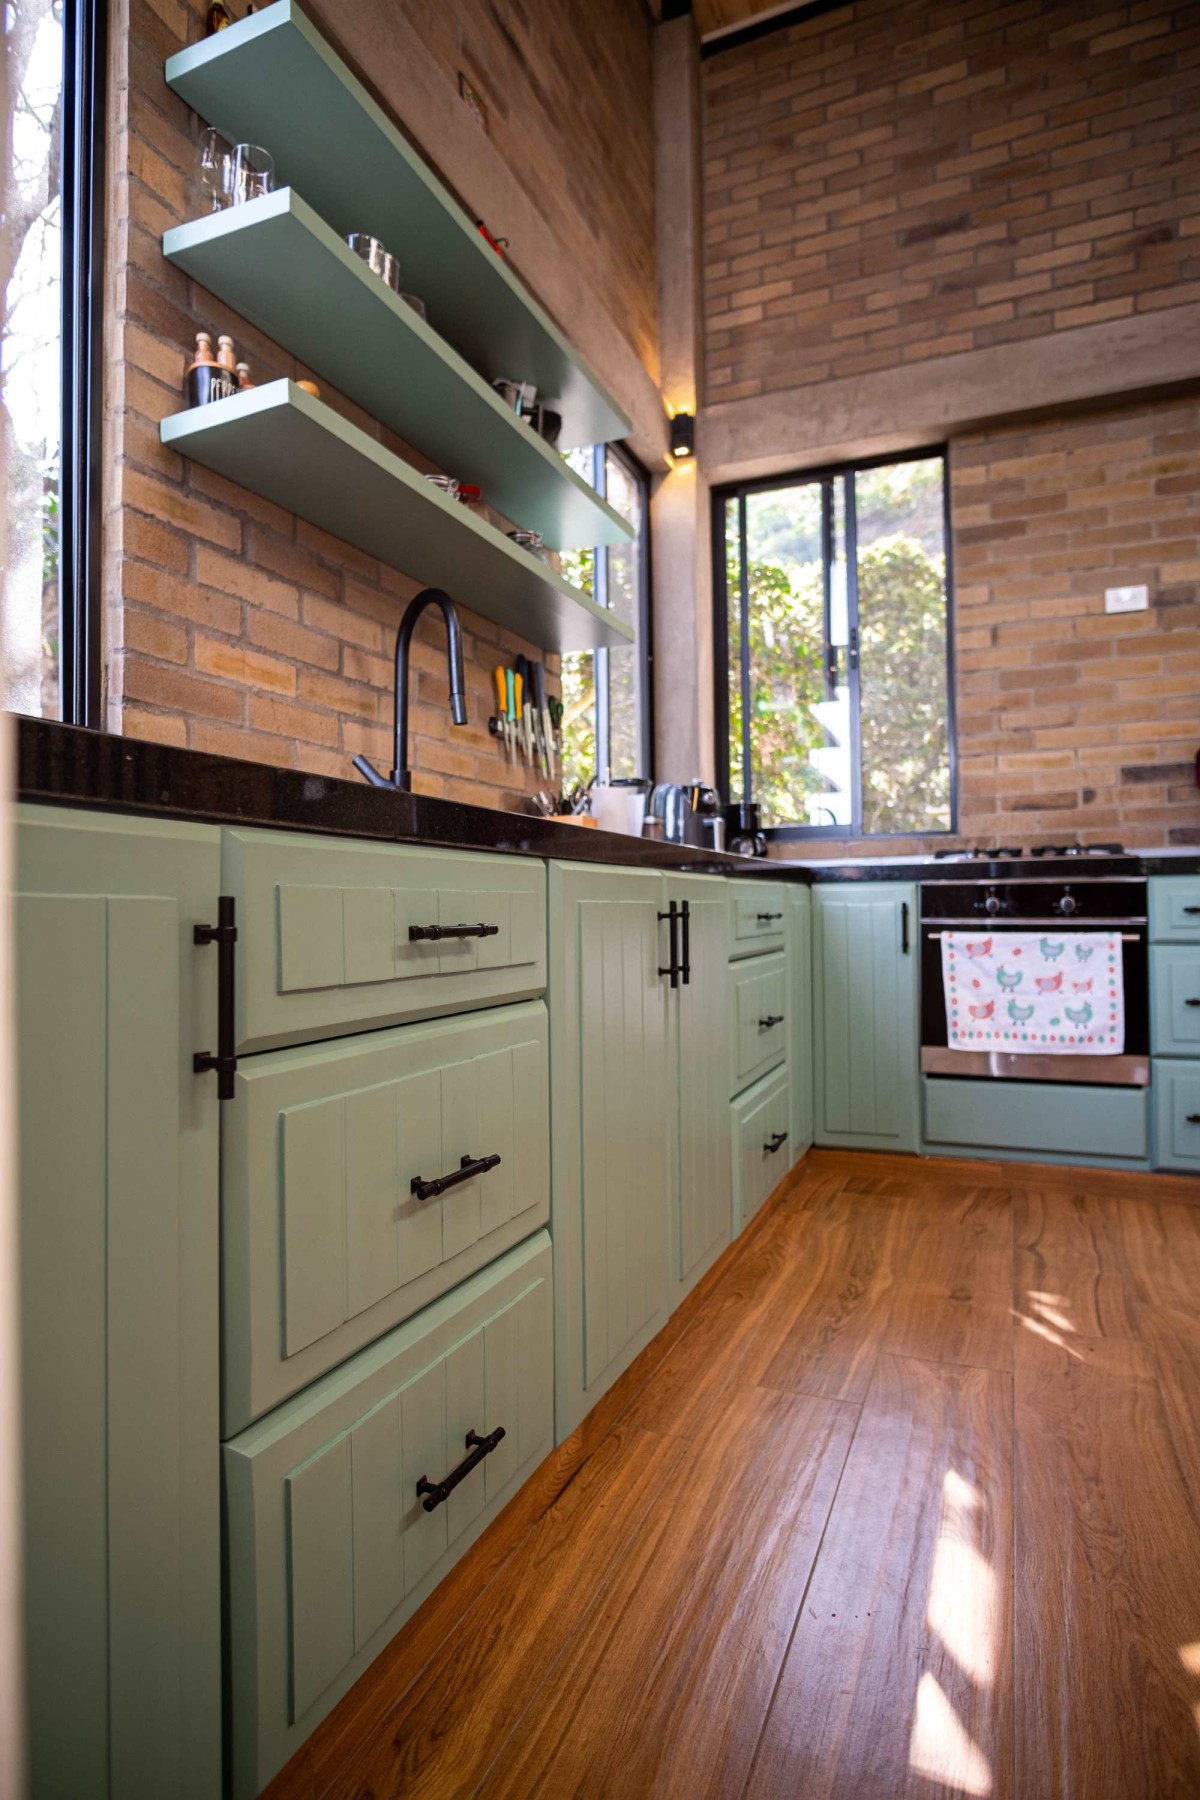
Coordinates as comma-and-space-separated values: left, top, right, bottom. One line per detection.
725, 498, 743, 801
559, 543, 596, 791
2, 0, 64, 717
855, 458, 951, 835
739, 483, 850, 828
604, 448, 643, 778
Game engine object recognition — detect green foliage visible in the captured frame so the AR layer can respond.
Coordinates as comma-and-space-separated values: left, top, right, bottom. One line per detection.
858, 534, 949, 834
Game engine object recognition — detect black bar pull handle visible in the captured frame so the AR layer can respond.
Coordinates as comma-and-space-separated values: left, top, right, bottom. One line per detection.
658, 904, 679, 988
1185, 907, 1200, 916
411, 1152, 501, 1202
680, 899, 692, 986
764, 1130, 788, 1154
409, 922, 500, 941
1186, 998, 1200, 1008
1187, 1114, 1200, 1125
193, 896, 238, 1101
901, 901, 910, 956
756, 910, 783, 923
416, 1426, 506, 1512
758, 1013, 784, 1030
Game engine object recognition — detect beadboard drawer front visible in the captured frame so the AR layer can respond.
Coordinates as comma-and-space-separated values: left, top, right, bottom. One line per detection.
730, 951, 787, 1096
1153, 1060, 1200, 1170
222, 827, 545, 1052
729, 883, 788, 959
223, 1001, 550, 1433
923, 1077, 1148, 1165
1152, 947, 1200, 1056
731, 1065, 791, 1231
224, 1234, 553, 1800
1150, 877, 1200, 944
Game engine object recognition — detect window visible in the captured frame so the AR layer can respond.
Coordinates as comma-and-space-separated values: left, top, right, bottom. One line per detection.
2, 0, 106, 724
715, 450, 954, 838
559, 443, 653, 790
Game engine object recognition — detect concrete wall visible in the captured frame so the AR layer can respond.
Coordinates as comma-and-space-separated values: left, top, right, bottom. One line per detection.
105, 0, 662, 803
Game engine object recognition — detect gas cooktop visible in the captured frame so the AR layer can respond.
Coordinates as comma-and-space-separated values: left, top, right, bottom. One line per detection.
932, 843, 1127, 862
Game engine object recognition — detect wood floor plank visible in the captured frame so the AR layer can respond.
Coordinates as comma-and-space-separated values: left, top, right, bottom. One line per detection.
1013, 1326, 1200, 1800
313, 1422, 686, 1800
1013, 1187, 1144, 1344
883, 1186, 1015, 1371
1131, 1299, 1200, 1513
474, 1384, 858, 1800
747, 1352, 1013, 1800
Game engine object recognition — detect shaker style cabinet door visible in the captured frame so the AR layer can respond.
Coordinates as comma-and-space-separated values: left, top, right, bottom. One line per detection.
813, 883, 920, 1152
670, 876, 732, 1296
547, 863, 675, 1440
15, 806, 222, 1800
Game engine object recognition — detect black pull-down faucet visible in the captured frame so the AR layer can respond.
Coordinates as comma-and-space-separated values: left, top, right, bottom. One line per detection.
353, 587, 467, 792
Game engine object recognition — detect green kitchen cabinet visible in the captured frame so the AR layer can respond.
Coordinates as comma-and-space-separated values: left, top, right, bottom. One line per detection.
813, 882, 919, 1152
547, 864, 730, 1440
15, 805, 222, 1799
788, 888, 814, 1157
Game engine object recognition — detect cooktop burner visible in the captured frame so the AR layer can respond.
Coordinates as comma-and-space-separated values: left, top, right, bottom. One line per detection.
932, 846, 1023, 861
1030, 843, 1126, 858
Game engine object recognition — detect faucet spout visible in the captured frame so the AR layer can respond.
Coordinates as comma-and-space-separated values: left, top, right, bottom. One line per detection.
352, 586, 467, 792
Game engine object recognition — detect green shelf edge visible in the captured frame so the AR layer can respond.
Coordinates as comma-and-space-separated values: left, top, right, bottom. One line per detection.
159, 381, 635, 654
165, 0, 632, 451
163, 190, 632, 553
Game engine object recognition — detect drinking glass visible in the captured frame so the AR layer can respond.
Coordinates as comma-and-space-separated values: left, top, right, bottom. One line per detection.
231, 143, 274, 205
197, 126, 232, 212
347, 233, 402, 292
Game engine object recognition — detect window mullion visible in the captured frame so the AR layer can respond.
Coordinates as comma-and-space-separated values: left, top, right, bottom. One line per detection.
843, 471, 863, 838
737, 492, 752, 802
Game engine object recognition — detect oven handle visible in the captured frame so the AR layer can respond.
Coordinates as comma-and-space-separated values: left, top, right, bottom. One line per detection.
924, 931, 1143, 942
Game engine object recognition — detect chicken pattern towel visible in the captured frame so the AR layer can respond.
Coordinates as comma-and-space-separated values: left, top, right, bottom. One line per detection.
941, 931, 1125, 1055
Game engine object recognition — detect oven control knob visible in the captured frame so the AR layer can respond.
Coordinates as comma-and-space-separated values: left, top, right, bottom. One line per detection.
1058, 893, 1078, 916
984, 893, 1002, 917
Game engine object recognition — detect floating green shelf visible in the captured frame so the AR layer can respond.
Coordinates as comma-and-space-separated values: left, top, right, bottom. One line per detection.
159, 382, 634, 652
165, 1, 632, 451
163, 191, 632, 553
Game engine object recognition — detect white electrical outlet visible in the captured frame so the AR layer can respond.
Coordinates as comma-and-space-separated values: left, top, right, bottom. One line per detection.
1105, 584, 1149, 614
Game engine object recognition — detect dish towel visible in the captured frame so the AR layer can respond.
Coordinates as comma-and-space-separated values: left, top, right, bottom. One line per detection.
941, 931, 1125, 1054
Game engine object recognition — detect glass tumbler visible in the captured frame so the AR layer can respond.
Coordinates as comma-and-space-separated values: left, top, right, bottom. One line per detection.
197, 126, 232, 212
231, 143, 275, 205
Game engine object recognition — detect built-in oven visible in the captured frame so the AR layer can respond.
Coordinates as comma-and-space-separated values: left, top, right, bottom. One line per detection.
920, 872, 1150, 1087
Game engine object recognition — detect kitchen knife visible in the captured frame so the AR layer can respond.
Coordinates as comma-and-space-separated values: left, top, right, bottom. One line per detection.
514, 654, 534, 762
531, 661, 553, 778
506, 667, 519, 761
493, 665, 510, 759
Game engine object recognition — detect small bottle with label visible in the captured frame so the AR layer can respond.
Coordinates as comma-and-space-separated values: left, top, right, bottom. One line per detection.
235, 361, 254, 390
185, 331, 237, 406
216, 334, 237, 371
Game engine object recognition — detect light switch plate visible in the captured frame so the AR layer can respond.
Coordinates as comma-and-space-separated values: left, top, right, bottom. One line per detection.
1105, 584, 1149, 613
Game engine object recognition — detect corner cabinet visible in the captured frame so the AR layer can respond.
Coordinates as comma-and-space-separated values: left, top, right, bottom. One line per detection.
812, 882, 919, 1153
15, 805, 222, 1800
547, 864, 730, 1440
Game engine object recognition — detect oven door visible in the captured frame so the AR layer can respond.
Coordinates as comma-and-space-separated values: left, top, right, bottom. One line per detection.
920, 923, 1150, 1086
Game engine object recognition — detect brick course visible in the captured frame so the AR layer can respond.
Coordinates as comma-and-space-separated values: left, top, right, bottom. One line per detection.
104, 0, 654, 805
702, 0, 1200, 404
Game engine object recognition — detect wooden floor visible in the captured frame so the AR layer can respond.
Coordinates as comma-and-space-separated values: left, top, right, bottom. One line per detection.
266, 1150, 1200, 1800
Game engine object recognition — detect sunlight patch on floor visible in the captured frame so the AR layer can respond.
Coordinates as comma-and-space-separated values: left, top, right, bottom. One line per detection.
926, 1471, 997, 1687
1013, 1290, 1082, 1357
908, 1671, 993, 1797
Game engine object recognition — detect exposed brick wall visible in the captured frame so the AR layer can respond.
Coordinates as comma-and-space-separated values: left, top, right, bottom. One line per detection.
769, 394, 1200, 861
104, 0, 654, 805
702, 0, 1200, 405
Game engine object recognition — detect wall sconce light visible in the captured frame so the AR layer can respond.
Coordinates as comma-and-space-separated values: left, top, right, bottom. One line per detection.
669, 411, 695, 460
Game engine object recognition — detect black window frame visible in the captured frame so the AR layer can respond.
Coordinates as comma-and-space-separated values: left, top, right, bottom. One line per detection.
712, 444, 957, 843
5, 0, 107, 727
569, 440, 655, 783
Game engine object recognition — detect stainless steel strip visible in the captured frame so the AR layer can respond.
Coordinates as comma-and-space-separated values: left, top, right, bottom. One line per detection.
920, 1046, 1150, 1086
925, 929, 1143, 941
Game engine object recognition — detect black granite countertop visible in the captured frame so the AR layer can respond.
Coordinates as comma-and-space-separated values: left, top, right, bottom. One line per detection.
15, 720, 1200, 880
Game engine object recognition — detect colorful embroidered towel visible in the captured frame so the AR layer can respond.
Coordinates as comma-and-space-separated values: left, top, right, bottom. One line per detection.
941, 931, 1124, 1054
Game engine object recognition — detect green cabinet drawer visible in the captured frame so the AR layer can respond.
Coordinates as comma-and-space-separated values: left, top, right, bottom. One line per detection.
224, 1001, 549, 1433
1152, 946, 1200, 1056
223, 826, 545, 1052
224, 1232, 552, 1800
1153, 1060, 1200, 1169
923, 1077, 1148, 1165
1150, 876, 1200, 944
731, 1065, 791, 1232
730, 951, 787, 1096
729, 882, 788, 958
